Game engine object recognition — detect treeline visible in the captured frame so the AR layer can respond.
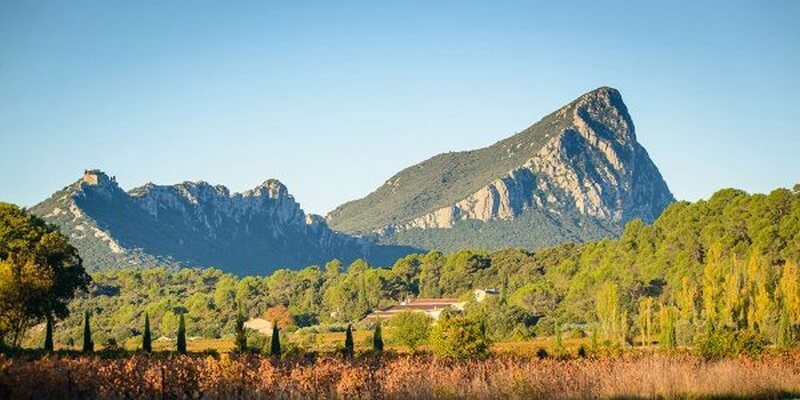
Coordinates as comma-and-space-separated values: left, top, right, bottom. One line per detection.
25, 185, 800, 349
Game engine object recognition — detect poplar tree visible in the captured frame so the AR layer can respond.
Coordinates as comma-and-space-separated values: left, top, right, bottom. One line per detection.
658, 305, 677, 350
596, 281, 620, 343
637, 297, 654, 346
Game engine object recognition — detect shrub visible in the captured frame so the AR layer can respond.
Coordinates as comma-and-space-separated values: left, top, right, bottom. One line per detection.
390, 311, 432, 353
696, 330, 768, 360
430, 314, 490, 359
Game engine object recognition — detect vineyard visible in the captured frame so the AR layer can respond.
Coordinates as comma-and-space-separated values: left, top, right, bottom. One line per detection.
1, 352, 800, 399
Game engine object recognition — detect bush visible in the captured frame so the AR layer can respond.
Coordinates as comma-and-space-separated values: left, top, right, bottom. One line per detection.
696, 330, 768, 360
430, 314, 490, 359
390, 311, 432, 353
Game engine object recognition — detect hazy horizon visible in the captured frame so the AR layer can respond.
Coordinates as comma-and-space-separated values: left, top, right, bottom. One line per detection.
2, 1, 799, 214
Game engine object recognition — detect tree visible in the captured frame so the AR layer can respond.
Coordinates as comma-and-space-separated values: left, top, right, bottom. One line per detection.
430, 314, 490, 359
142, 313, 152, 353
234, 309, 247, 352
596, 281, 621, 344
373, 321, 384, 353
637, 297, 654, 346
553, 321, 565, 355
270, 322, 281, 358
658, 305, 677, 350
82, 310, 93, 353
390, 311, 432, 353
176, 312, 186, 354
44, 316, 53, 352
0, 203, 90, 348
263, 305, 297, 329
779, 261, 800, 324
344, 324, 354, 357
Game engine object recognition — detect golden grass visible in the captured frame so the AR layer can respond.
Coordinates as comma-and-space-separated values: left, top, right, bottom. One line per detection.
1, 352, 798, 399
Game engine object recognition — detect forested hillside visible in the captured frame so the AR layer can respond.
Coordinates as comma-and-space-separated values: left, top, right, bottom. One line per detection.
37, 185, 800, 348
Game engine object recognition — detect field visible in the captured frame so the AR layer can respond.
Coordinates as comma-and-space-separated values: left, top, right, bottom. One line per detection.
1, 352, 799, 399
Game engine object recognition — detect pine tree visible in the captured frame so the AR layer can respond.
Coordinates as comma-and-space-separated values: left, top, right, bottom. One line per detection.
142, 313, 152, 353
176, 313, 186, 354
82, 310, 93, 354
270, 322, 281, 358
372, 321, 384, 354
44, 316, 53, 352
344, 324, 354, 357
235, 309, 247, 353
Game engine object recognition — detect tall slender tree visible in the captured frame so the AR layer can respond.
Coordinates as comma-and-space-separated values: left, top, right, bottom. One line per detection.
372, 321, 384, 354
142, 313, 152, 353
234, 309, 247, 353
82, 310, 93, 353
270, 322, 281, 358
344, 324, 354, 357
176, 313, 186, 354
44, 316, 53, 352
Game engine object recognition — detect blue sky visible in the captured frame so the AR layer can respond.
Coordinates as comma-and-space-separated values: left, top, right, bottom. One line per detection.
1, 1, 798, 215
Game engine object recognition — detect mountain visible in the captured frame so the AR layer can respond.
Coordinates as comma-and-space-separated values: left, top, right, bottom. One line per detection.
327, 87, 675, 252
30, 170, 415, 275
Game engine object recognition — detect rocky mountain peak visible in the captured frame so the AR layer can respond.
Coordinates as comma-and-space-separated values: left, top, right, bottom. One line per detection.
328, 86, 674, 252
81, 169, 118, 188
244, 179, 289, 199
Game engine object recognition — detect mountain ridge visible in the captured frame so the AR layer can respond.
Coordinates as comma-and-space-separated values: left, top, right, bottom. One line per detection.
327, 87, 674, 251
30, 170, 415, 275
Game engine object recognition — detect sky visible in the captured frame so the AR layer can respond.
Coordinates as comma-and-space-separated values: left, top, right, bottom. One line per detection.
1, 1, 799, 215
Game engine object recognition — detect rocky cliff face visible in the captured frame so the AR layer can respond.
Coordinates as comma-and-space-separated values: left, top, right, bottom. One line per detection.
329, 87, 674, 251
31, 170, 415, 274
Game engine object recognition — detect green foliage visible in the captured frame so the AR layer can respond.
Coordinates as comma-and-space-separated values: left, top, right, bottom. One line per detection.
82, 311, 93, 353
430, 314, 490, 359
390, 311, 432, 353
234, 309, 247, 353
372, 321, 384, 353
142, 313, 151, 353
696, 330, 768, 360
344, 324, 354, 357
176, 313, 186, 354
0, 202, 90, 348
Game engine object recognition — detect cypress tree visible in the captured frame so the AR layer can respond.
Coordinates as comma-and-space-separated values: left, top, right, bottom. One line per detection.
82, 310, 93, 354
235, 309, 247, 352
44, 316, 54, 352
142, 313, 152, 353
344, 324, 354, 357
176, 313, 186, 354
270, 322, 281, 358
373, 321, 384, 353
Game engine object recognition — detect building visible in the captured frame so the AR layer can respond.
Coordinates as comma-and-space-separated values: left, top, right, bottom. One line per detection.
361, 297, 463, 322
243, 318, 273, 335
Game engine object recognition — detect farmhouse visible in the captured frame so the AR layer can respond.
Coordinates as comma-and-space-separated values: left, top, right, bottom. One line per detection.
361, 288, 500, 322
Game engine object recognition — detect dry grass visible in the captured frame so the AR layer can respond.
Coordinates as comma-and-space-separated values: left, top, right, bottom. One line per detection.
1, 352, 798, 399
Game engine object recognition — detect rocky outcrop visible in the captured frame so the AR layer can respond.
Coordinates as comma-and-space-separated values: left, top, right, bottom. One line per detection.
334, 87, 674, 248
31, 170, 416, 274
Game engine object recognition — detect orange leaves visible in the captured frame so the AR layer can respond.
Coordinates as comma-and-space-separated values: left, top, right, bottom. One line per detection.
1, 353, 800, 399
